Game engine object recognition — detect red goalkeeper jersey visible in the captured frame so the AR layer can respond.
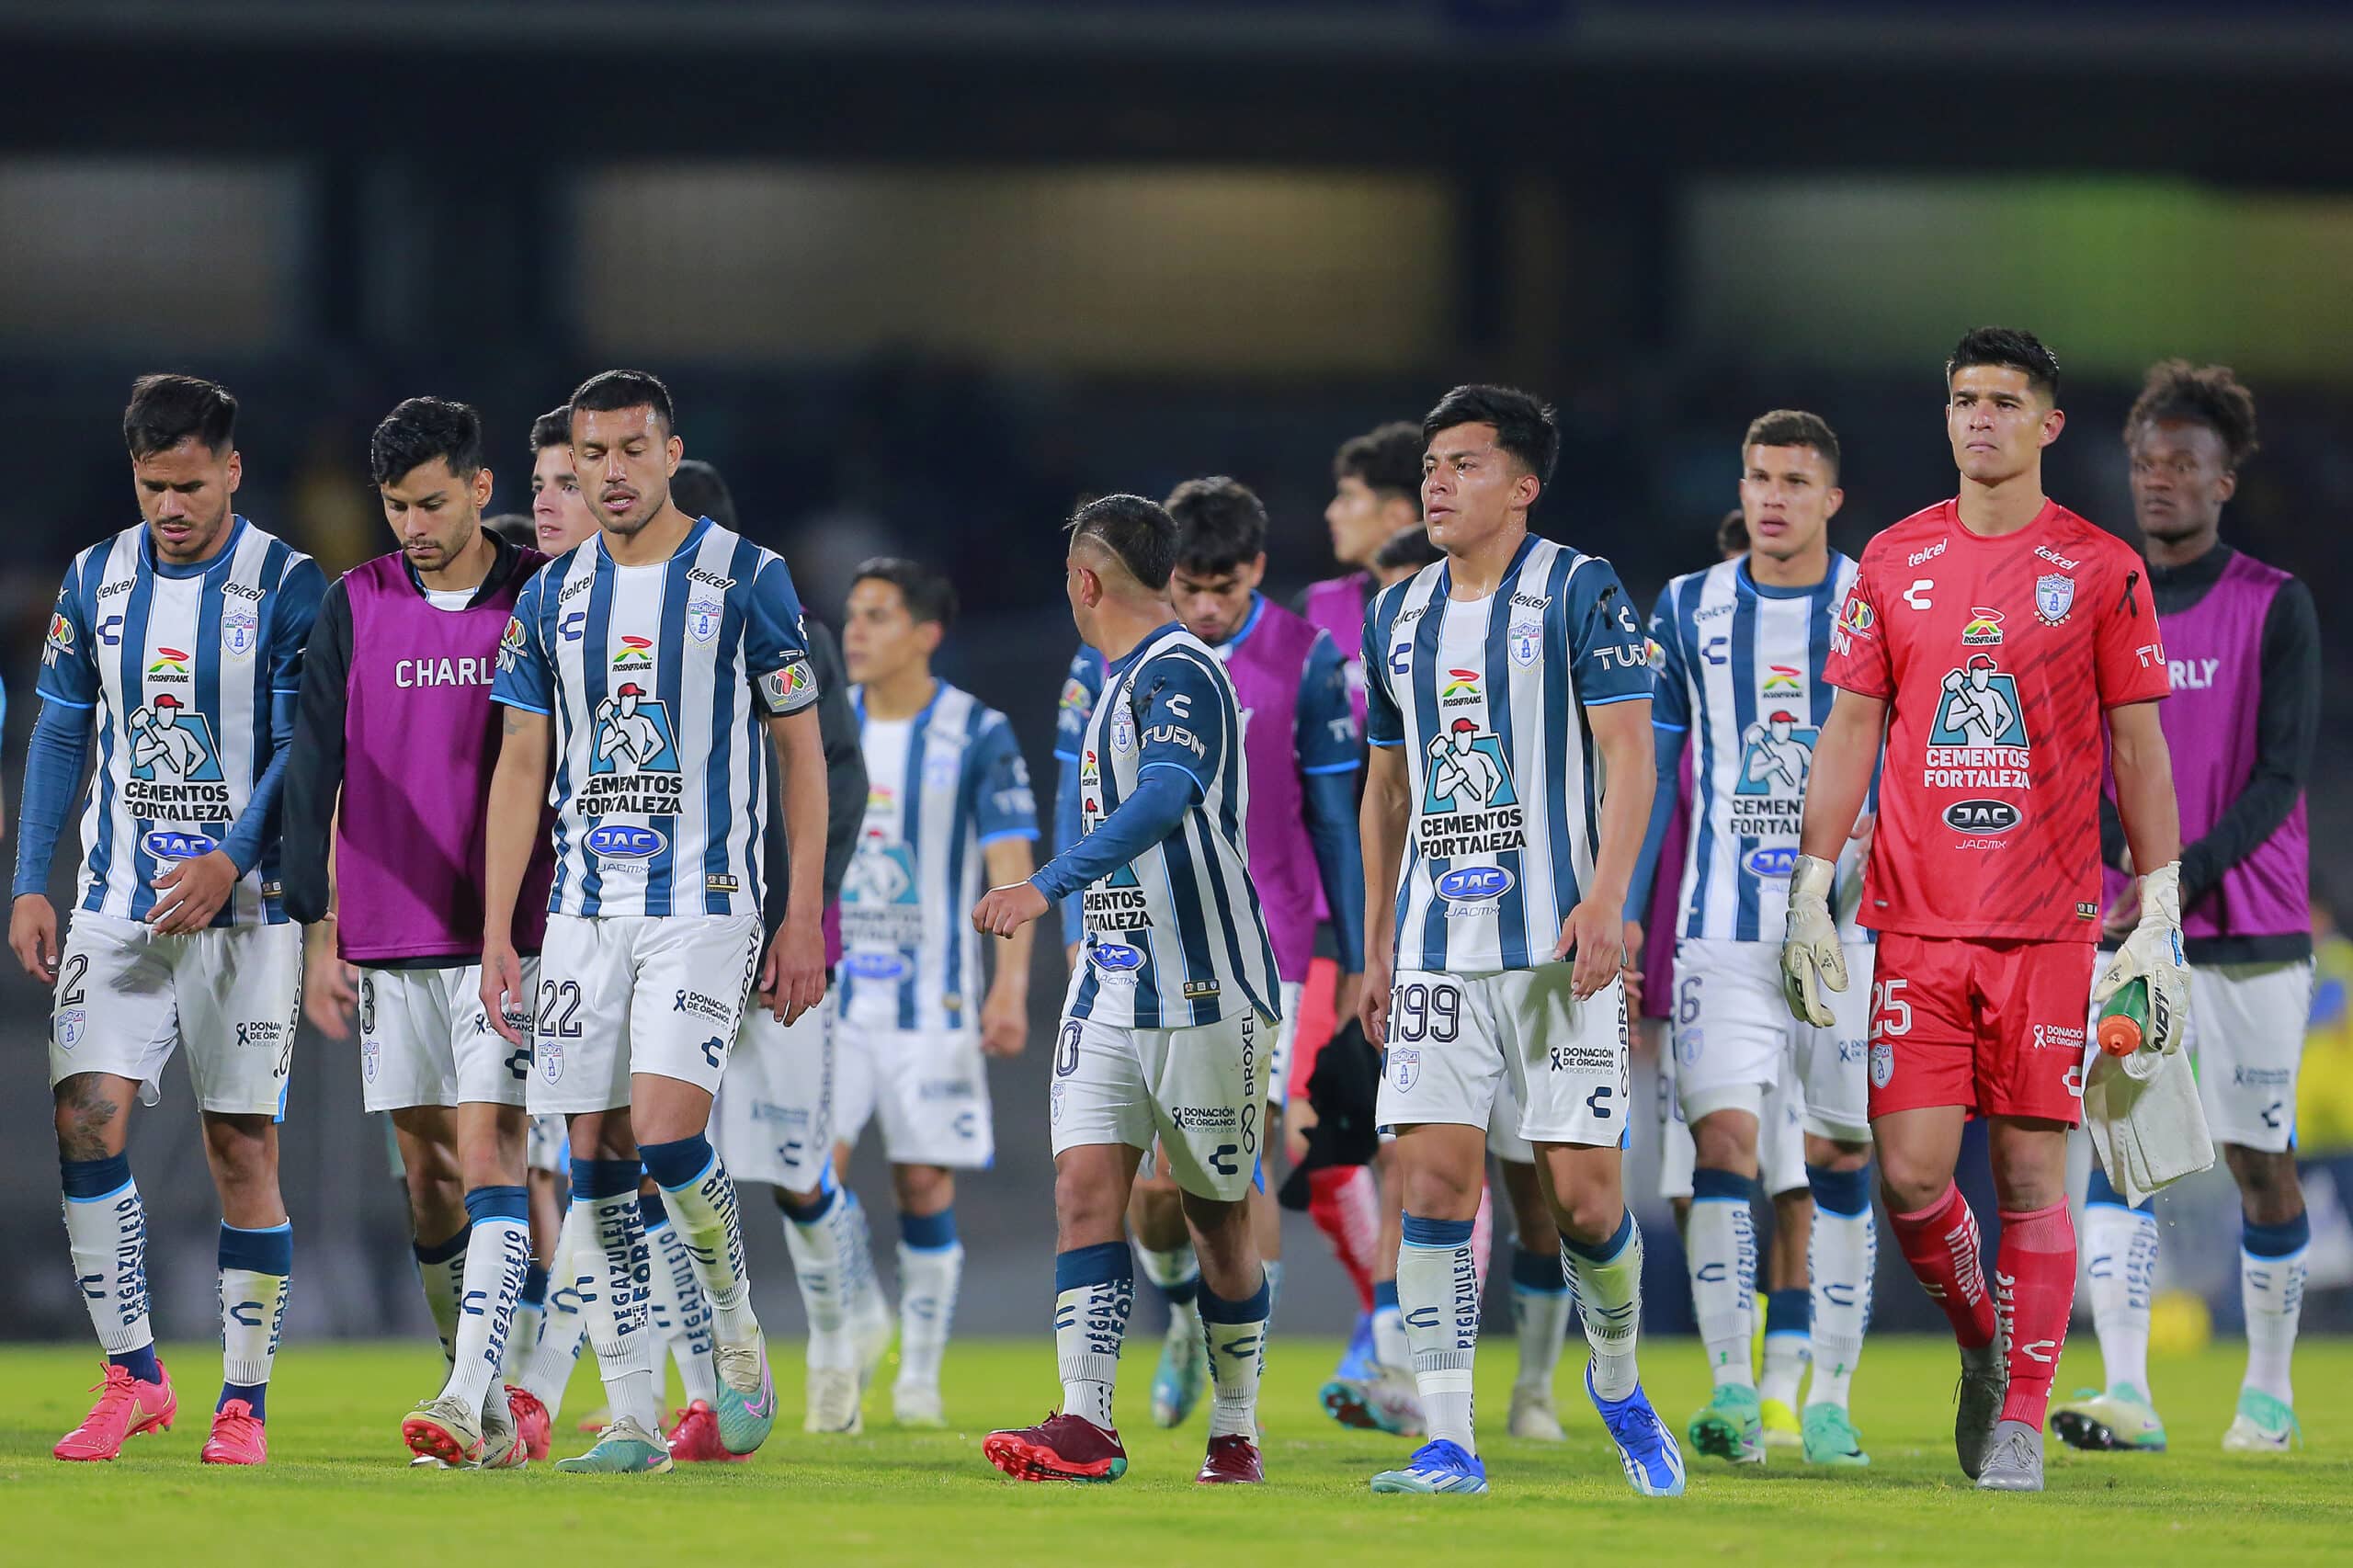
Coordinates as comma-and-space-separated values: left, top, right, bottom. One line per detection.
1824, 498, 2169, 941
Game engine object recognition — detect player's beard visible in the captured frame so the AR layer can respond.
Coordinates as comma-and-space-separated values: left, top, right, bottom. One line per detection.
149, 499, 231, 563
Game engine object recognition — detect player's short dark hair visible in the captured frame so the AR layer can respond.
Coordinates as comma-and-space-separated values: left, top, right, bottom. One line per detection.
529, 406, 572, 453
369, 396, 484, 488
1068, 494, 1176, 592
1742, 409, 1841, 482
670, 459, 737, 531
1423, 384, 1559, 488
484, 513, 537, 549
1372, 526, 1440, 574
1166, 476, 1268, 577
569, 368, 676, 434
2125, 358, 2259, 470
853, 556, 957, 632
123, 373, 236, 460
1946, 325, 2061, 403
1716, 507, 1749, 557
1333, 421, 1426, 511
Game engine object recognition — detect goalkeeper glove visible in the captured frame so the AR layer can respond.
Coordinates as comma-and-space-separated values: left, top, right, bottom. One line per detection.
2092, 860, 2191, 1057
1780, 852, 1847, 1028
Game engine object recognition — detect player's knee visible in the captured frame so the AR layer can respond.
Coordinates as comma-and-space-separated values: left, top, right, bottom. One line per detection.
1804, 1132, 1870, 1174
2224, 1143, 2302, 1221
1691, 1113, 1758, 1176
1052, 1161, 1126, 1241
1553, 1188, 1625, 1247
1874, 1149, 1948, 1215
51, 1074, 126, 1161
893, 1163, 954, 1216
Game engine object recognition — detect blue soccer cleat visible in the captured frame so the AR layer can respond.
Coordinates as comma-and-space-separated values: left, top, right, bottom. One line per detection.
711, 1336, 779, 1455
1151, 1320, 1206, 1428
1333, 1311, 1376, 1384
1587, 1366, 1686, 1498
1370, 1438, 1489, 1495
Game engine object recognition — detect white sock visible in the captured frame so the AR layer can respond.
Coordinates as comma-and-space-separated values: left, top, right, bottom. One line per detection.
62, 1163, 153, 1355
575, 1180, 660, 1434
1136, 1241, 1202, 1337
842, 1188, 892, 1335
1200, 1271, 1270, 1439
644, 1205, 719, 1407
896, 1236, 964, 1391
218, 1222, 292, 1397
519, 1207, 590, 1416
442, 1192, 532, 1416
1264, 1258, 1285, 1321
1688, 1171, 1756, 1391
1508, 1247, 1571, 1394
1807, 1203, 1876, 1411
2242, 1226, 2309, 1406
2085, 1200, 2157, 1397
1758, 1315, 1809, 1410
647, 1144, 760, 1349
1565, 1212, 1644, 1403
506, 1281, 545, 1381
1398, 1215, 1480, 1451
781, 1187, 856, 1370
1055, 1244, 1133, 1430
1371, 1282, 1408, 1374
415, 1226, 469, 1371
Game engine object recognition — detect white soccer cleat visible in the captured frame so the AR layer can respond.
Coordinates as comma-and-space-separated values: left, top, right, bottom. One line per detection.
806, 1367, 865, 1434
2222, 1391, 2299, 1454
1507, 1386, 1565, 1442
893, 1381, 947, 1430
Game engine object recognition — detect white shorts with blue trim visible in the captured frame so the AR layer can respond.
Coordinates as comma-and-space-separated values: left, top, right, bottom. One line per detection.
1671, 937, 1872, 1145
713, 998, 834, 1193
835, 1021, 995, 1169
1376, 963, 1630, 1150
529, 912, 763, 1115
358, 960, 537, 1113
1050, 976, 1267, 1204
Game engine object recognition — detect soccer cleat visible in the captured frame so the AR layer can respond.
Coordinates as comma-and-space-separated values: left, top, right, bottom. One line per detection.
53, 1359, 177, 1462
1196, 1433, 1264, 1484
710, 1335, 779, 1454
1760, 1396, 1803, 1451
805, 1368, 864, 1434
2049, 1385, 2167, 1452
1506, 1386, 1564, 1442
1687, 1383, 1765, 1465
983, 1412, 1128, 1483
402, 1394, 486, 1468
667, 1399, 750, 1463
408, 1454, 453, 1469
1151, 1322, 1206, 1428
1974, 1418, 2045, 1492
1954, 1342, 2007, 1481
200, 1399, 268, 1466
506, 1386, 551, 1461
1589, 1367, 1687, 1498
479, 1403, 529, 1470
1333, 1312, 1376, 1383
893, 1381, 947, 1430
1321, 1370, 1426, 1435
554, 1415, 673, 1473
1800, 1403, 1870, 1467
1370, 1437, 1488, 1495
854, 1296, 897, 1392
2221, 1390, 2301, 1453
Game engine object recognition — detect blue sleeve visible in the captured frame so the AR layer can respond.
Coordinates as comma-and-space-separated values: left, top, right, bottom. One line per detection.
1029, 770, 1193, 904
1131, 653, 1228, 802
1626, 722, 1688, 919
37, 561, 100, 710
1303, 767, 1365, 971
220, 690, 298, 877
745, 555, 818, 716
491, 574, 555, 714
972, 717, 1040, 845
1362, 597, 1404, 748
1567, 561, 1652, 709
1051, 646, 1101, 763
1294, 632, 1360, 775
268, 557, 327, 696
1645, 585, 1690, 733
13, 697, 92, 897
1054, 748, 1086, 946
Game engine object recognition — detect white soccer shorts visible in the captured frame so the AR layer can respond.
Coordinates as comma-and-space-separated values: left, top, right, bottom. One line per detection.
1375, 963, 1630, 1150
713, 999, 835, 1193
1671, 937, 1873, 1145
49, 912, 299, 1118
1048, 1001, 1268, 1204
835, 1021, 995, 1169
1265, 980, 1305, 1111
358, 960, 537, 1113
2183, 960, 2311, 1153
527, 1113, 570, 1176
529, 912, 763, 1115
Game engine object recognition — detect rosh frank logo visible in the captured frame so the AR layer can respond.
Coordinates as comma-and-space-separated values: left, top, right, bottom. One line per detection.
146, 645, 192, 682
1440, 667, 1481, 705
1762, 664, 1803, 696
611, 634, 655, 670
1961, 607, 2005, 647
1735, 710, 1816, 797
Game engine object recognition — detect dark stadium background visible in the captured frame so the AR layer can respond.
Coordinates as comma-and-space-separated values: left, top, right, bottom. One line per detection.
2, 0, 2349, 1346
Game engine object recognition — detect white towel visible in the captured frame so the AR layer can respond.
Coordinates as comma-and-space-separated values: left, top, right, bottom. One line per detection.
2082, 1041, 2214, 1206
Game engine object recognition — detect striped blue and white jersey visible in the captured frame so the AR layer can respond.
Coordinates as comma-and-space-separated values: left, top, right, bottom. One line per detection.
492, 516, 817, 919
1647, 554, 1866, 944
1365, 535, 1650, 974
1066, 624, 1279, 1030
839, 680, 1038, 1035
36, 517, 324, 926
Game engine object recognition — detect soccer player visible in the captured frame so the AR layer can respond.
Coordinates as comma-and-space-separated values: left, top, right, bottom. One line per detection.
16, 375, 324, 1465
1782, 327, 2186, 1494
482, 369, 830, 1473
977, 494, 1280, 1486
2052, 361, 2319, 1456
1629, 412, 1878, 1469
1358, 384, 1681, 1497
282, 397, 552, 1468
816, 556, 1039, 1428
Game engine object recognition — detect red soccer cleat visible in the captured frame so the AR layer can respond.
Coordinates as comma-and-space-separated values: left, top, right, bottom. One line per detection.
666, 1400, 750, 1463
506, 1386, 551, 1461
1196, 1433, 1264, 1484
200, 1399, 268, 1466
53, 1359, 177, 1461
983, 1412, 1129, 1483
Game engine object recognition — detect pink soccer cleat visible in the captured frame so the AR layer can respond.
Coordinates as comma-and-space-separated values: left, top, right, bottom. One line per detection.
200, 1398, 268, 1466
666, 1400, 751, 1464
54, 1359, 177, 1461
506, 1386, 552, 1461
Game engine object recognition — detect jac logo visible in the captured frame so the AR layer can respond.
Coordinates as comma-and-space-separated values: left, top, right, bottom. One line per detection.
1435, 866, 1515, 902
584, 824, 665, 859
844, 953, 908, 982
143, 829, 220, 860
1743, 846, 1798, 878
1942, 799, 2020, 834
1090, 942, 1143, 971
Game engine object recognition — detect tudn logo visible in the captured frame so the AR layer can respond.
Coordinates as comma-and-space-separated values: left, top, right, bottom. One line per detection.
1435, 865, 1515, 902
584, 824, 665, 858
1944, 799, 2021, 834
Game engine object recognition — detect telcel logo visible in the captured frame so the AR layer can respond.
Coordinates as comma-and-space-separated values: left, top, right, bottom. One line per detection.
585, 824, 665, 859
1435, 866, 1515, 902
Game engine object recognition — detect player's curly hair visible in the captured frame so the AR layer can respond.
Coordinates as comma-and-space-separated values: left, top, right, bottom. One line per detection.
2125, 359, 2259, 470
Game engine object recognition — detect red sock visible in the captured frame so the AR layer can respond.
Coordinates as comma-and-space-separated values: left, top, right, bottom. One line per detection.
1307, 1165, 1379, 1310
1889, 1183, 1997, 1350
1995, 1200, 2076, 1428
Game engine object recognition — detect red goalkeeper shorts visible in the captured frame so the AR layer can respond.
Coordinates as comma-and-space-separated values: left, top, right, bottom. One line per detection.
1865, 933, 2098, 1124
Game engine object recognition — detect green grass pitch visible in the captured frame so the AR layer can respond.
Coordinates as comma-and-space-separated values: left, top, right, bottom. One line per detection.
6, 1336, 2348, 1564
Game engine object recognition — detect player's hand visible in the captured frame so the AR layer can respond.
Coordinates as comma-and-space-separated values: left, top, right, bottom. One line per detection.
2093, 860, 2191, 1057
981, 982, 1027, 1058
148, 848, 238, 935
1779, 853, 1848, 1027
1620, 919, 1645, 1014
1553, 897, 1626, 1000
1284, 1096, 1318, 1168
760, 914, 828, 1024
10, 893, 59, 983
1359, 947, 1392, 1049
480, 936, 529, 1045
303, 944, 360, 1040
972, 881, 1049, 939
1332, 970, 1363, 1028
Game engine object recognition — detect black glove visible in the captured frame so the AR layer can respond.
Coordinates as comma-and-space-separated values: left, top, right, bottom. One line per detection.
1277, 1017, 1383, 1210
